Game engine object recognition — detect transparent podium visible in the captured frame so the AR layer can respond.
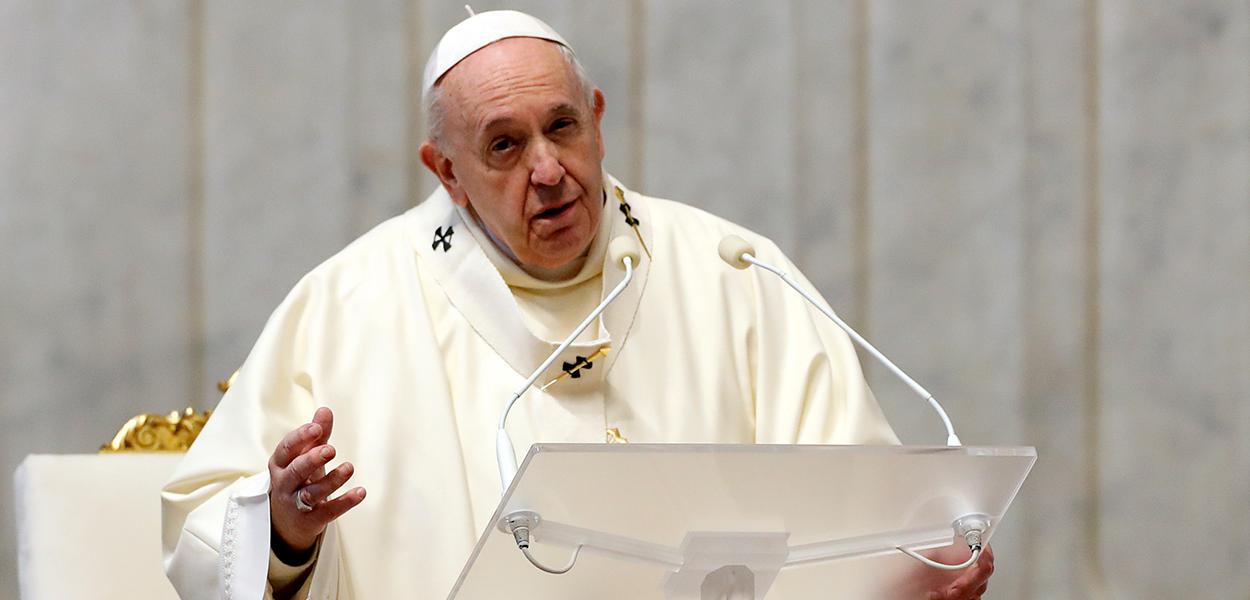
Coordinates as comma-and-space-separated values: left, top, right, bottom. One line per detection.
447, 444, 1035, 599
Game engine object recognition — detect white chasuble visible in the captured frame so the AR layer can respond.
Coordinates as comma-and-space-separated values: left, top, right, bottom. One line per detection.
161, 173, 898, 599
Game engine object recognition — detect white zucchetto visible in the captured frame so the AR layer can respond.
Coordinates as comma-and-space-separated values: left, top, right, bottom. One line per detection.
422, 9, 571, 100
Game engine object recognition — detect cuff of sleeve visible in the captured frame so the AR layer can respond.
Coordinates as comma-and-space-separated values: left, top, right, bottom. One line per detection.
268, 536, 320, 591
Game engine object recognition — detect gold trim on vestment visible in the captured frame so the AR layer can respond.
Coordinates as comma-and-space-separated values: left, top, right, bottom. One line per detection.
540, 346, 611, 391
605, 427, 630, 444
614, 186, 652, 261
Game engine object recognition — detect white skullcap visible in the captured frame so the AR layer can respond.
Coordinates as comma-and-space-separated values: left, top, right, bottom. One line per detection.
422, 9, 570, 100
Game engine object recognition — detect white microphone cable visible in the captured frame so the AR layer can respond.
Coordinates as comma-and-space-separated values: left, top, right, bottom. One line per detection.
717, 235, 962, 447
496, 236, 643, 492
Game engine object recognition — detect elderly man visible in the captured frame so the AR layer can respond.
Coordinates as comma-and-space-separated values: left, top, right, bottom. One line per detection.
162, 10, 993, 600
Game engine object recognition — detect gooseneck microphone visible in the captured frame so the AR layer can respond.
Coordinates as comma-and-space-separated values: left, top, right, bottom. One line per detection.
496, 236, 643, 492
717, 235, 963, 447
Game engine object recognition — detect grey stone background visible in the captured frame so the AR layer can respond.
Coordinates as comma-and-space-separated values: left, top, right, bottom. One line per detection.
2, 0, 1247, 598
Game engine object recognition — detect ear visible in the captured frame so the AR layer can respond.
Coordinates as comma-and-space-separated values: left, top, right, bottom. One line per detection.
592, 88, 606, 161
592, 88, 605, 123
420, 141, 470, 207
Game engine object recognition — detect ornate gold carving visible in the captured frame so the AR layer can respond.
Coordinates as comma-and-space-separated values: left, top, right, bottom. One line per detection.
217, 369, 239, 393
100, 408, 212, 453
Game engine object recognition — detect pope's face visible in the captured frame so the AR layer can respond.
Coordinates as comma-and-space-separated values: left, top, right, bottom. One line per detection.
421, 37, 606, 271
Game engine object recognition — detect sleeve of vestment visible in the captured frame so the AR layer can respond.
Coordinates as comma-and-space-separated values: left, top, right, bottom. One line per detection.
267, 539, 319, 598
743, 238, 900, 446
161, 272, 344, 599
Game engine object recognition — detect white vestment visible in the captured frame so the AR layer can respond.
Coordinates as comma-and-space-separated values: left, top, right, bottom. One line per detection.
161, 174, 898, 599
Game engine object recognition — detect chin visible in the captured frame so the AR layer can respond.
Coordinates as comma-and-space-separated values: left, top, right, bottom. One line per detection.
526, 221, 594, 267
530, 238, 590, 269
530, 248, 583, 269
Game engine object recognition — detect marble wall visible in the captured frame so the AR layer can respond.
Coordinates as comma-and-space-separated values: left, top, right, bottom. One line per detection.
2, 1, 1247, 598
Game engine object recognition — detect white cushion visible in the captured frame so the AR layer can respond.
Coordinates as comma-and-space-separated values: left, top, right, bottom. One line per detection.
14, 454, 184, 600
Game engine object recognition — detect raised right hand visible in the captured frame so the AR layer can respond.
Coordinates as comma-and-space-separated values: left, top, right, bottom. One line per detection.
267, 407, 366, 561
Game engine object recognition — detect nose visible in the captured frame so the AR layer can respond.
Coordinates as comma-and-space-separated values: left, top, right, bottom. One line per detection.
529, 141, 565, 187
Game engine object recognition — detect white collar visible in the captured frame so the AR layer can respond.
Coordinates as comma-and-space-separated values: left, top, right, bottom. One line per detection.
404, 173, 653, 381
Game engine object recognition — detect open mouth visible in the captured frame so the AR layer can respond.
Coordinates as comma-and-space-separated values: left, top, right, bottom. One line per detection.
534, 200, 575, 221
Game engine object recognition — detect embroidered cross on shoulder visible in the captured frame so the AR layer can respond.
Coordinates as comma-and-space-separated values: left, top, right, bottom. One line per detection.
432, 226, 454, 252
613, 186, 653, 260
618, 202, 640, 227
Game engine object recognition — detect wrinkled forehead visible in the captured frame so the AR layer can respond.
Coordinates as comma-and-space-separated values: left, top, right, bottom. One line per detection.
439, 36, 573, 96
439, 38, 585, 131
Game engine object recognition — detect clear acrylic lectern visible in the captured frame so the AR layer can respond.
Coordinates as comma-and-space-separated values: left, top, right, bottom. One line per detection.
447, 444, 1035, 599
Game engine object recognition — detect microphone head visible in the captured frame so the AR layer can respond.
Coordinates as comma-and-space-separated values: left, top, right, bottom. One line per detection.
718, 235, 756, 270
608, 236, 641, 269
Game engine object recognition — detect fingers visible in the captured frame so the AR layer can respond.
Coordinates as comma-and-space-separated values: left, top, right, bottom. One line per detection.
941, 547, 994, 599
315, 487, 366, 523
973, 544, 994, 580
301, 462, 355, 504
271, 408, 335, 468
270, 407, 337, 475
271, 421, 323, 469
286, 444, 336, 489
311, 407, 334, 445
302, 467, 328, 487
